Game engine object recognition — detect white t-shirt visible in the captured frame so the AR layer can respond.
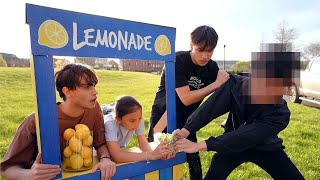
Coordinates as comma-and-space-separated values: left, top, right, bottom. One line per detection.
104, 113, 145, 149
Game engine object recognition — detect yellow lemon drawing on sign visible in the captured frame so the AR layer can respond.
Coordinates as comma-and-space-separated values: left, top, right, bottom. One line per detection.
38, 20, 68, 48
154, 35, 171, 56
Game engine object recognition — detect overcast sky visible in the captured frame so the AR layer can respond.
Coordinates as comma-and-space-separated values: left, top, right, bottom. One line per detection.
1, 0, 319, 61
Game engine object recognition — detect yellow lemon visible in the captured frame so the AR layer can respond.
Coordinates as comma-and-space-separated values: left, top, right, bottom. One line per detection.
63, 128, 75, 141
38, 20, 68, 48
83, 157, 93, 167
69, 136, 82, 152
80, 146, 92, 159
75, 128, 90, 140
63, 157, 70, 168
69, 153, 83, 170
154, 35, 171, 56
75, 124, 89, 131
82, 135, 93, 146
63, 146, 73, 158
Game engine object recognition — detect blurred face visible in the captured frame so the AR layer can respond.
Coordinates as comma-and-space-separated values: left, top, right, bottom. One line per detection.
190, 44, 214, 66
68, 78, 98, 109
246, 77, 286, 104
116, 108, 142, 131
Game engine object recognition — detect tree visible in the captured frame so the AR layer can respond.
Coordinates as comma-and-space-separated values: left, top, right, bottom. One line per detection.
273, 20, 299, 52
54, 58, 70, 69
303, 41, 320, 60
232, 61, 250, 74
0, 54, 7, 67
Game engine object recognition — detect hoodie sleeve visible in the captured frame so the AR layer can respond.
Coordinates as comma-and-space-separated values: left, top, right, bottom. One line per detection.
205, 102, 290, 153
184, 79, 232, 133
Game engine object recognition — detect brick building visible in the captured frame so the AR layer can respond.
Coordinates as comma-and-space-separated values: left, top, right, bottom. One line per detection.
119, 60, 164, 72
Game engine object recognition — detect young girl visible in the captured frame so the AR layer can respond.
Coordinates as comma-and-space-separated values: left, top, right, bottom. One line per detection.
104, 95, 172, 163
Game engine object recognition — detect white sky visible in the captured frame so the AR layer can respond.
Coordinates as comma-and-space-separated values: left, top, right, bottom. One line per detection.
1, 0, 320, 61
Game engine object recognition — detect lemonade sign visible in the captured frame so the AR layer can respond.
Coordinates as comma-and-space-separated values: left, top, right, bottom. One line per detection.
38, 20, 171, 56
33, 11, 174, 59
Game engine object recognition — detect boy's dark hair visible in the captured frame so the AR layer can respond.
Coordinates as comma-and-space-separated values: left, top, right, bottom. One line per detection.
191, 25, 219, 51
115, 96, 142, 118
55, 63, 98, 101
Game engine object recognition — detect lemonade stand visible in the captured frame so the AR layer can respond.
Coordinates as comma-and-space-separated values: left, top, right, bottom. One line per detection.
26, 3, 185, 180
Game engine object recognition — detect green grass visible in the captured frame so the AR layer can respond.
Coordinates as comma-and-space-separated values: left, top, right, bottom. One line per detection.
0, 67, 319, 179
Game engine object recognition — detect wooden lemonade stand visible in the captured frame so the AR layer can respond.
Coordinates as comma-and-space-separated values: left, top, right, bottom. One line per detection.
26, 4, 185, 179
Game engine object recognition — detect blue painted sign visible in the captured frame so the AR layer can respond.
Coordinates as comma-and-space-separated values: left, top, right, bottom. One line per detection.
26, 4, 176, 61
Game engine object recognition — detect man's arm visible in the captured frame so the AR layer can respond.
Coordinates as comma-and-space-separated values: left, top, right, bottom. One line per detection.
176, 69, 229, 106
174, 139, 208, 153
176, 103, 290, 154
154, 73, 230, 133
1, 153, 61, 180
205, 104, 290, 153
1, 166, 33, 180
1, 114, 61, 180
183, 79, 232, 133
153, 111, 167, 133
96, 144, 112, 159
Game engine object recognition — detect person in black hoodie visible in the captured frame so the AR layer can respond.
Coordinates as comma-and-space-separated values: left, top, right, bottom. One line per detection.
174, 52, 305, 180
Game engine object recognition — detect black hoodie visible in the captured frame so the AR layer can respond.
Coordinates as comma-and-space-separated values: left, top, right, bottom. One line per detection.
184, 75, 290, 153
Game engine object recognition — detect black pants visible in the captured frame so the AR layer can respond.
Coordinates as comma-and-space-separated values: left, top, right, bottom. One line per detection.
205, 149, 304, 180
186, 133, 202, 180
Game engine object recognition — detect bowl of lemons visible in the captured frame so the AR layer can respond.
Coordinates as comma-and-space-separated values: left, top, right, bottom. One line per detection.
62, 124, 93, 172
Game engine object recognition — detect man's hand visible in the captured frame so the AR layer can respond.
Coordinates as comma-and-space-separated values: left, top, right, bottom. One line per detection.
174, 128, 190, 139
174, 139, 201, 153
28, 152, 61, 180
215, 69, 230, 87
92, 158, 116, 180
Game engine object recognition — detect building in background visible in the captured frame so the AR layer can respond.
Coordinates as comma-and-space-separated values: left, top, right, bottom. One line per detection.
74, 57, 119, 70
119, 60, 164, 72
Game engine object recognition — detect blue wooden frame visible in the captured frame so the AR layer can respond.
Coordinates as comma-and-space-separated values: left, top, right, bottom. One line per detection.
26, 3, 185, 179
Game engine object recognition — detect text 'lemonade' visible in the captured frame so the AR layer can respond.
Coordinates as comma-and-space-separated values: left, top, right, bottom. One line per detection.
38, 20, 171, 56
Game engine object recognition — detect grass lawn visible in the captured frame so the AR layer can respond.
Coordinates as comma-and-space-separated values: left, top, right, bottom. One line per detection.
0, 67, 319, 179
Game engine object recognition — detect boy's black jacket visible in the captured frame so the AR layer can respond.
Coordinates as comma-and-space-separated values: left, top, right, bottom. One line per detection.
184, 75, 290, 153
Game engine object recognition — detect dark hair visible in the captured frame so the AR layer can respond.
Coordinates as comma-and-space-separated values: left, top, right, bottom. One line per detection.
115, 96, 142, 118
55, 63, 98, 100
191, 25, 219, 51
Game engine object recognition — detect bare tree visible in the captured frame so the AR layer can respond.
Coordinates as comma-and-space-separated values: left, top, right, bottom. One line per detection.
303, 41, 320, 60
232, 61, 251, 74
273, 20, 299, 52
0, 54, 7, 67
